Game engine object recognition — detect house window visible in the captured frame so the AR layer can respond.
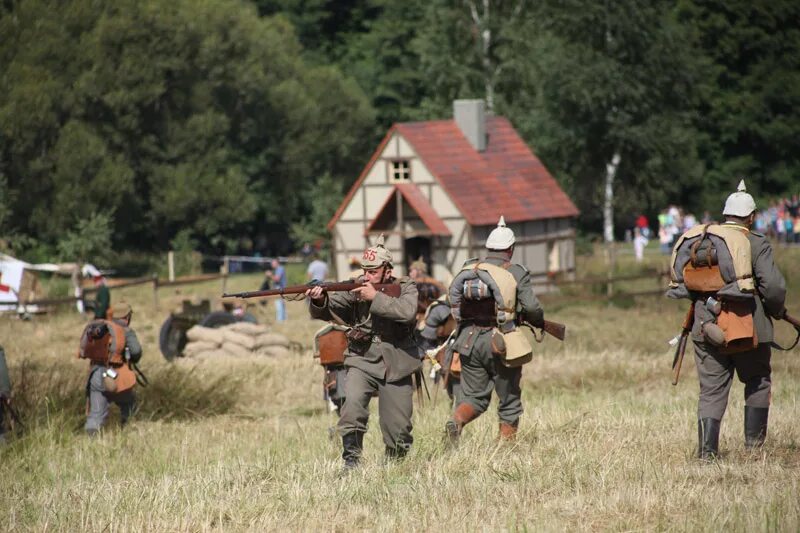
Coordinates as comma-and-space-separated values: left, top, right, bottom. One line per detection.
389, 160, 410, 182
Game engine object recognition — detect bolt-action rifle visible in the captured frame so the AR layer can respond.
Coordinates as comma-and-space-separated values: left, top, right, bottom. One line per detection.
671, 304, 695, 386
222, 280, 402, 300
773, 309, 800, 351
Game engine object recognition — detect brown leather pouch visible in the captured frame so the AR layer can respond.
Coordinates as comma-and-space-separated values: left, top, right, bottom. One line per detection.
717, 300, 758, 354
318, 329, 347, 365
345, 328, 372, 356
683, 264, 725, 292
450, 352, 462, 376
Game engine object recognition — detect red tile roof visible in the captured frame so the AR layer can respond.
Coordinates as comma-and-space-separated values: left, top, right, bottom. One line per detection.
328, 116, 578, 230
365, 184, 452, 237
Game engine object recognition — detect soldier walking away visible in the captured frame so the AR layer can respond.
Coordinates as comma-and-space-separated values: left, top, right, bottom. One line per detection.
79, 302, 144, 435
306, 235, 420, 471
667, 180, 787, 459
445, 217, 545, 443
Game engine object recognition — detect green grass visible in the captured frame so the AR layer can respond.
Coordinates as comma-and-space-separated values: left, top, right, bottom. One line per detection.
0, 249, 798, 531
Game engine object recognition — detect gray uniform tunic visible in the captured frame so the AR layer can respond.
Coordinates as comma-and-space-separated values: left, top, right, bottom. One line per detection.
692, 225, 786, 420
450, 252, 544, 425
85, 320, 143, 433
309, 278, 420, 449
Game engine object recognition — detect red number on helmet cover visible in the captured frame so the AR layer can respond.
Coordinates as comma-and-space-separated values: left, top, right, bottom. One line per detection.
363, 249, 376, 261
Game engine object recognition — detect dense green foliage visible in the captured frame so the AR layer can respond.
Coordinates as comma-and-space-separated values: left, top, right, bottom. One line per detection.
1, 0, 797, 261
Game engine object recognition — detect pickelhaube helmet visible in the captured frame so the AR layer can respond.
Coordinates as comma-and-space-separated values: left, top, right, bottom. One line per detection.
485, 216, 516, 250
361, 234, 393, 269
409, 256, 427, 274
722, 179, 756, 217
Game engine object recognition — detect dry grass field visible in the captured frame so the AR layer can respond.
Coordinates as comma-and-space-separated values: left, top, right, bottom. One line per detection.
1, 248, 799, 531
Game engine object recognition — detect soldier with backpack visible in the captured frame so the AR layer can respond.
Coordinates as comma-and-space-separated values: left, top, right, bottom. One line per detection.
445, 216, 545, 443
667, 180, 787, 459
78, 302, 144, 435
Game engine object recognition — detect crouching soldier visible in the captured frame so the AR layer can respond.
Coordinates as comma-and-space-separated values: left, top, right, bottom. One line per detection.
79, 302, 143, 434
667, 181, 786, 459
306, 235, 420, 470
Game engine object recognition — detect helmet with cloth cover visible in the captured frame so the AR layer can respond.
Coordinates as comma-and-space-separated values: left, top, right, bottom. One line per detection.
360, 234, 393, 269
485, 216, 516, 250
722, 179, 756, 217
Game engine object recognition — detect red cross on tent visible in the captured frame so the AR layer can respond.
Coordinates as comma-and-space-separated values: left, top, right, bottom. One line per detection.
0, 272, 10, 293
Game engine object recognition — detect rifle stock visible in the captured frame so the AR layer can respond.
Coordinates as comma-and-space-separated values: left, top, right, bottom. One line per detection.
223, 281, 401, 299
671, 304, 695, 386
541, 319, 566, 341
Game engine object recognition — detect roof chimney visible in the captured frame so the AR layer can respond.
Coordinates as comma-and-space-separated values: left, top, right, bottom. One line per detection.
453, 99, 486, 152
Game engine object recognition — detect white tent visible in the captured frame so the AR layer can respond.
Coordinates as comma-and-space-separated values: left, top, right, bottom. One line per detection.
0, 253, 81, 312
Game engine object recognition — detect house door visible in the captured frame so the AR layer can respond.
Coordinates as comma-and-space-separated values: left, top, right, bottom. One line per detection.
404, 236, 432, 273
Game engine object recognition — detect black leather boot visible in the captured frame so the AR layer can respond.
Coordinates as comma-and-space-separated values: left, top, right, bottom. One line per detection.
341, 432, 364, 470
385, 442, 410, 462
744, 406, 769, 449
698, 418, 721, 460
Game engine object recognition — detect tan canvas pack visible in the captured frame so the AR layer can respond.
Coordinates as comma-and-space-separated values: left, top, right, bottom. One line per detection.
670, 224, 754, 292
472, 262, 533, 365
79, 320, 127, 366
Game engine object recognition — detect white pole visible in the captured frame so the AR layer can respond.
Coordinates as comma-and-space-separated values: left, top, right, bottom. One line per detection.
168, 251, 175, 282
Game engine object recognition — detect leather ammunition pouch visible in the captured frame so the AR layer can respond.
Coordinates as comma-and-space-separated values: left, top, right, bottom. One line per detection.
449, 351, 462, 376
345, 328, 372, 356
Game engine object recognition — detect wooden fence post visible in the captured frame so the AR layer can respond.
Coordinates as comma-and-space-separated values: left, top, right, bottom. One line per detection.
152, 275, 159, 310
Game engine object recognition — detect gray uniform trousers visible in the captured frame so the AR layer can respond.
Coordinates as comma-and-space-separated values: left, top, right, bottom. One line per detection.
337, 366, 414, 451
457, 329, 523, 425
693, 341, 771, 420
85, 365, 136, 433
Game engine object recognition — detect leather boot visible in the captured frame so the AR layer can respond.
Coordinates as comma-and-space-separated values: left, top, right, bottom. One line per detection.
498, 421, 518, 441
744, 406, 769, 449
341, 431, 364, 470
445, 403, 479, 445
385, 442, 410, 462
698, 418, 721, 460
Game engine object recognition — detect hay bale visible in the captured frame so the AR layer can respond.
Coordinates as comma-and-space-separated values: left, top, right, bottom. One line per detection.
256, 333, 290, 348
186, 326, 225, 344
227, 322, 270, 336
257, 345, 291, 358
222, 328, 258, 350
183, 341, 219, 357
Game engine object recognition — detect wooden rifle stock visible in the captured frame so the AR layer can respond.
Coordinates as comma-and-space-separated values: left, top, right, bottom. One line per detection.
541, 319, 566, 341
222, 281, 401, 299
671, 304, 695, 386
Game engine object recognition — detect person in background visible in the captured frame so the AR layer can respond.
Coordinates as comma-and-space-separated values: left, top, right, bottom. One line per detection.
307, 253, 329, 282
92, 275, 110, 319
633, 227, 648, 262
270, 258, 288, 322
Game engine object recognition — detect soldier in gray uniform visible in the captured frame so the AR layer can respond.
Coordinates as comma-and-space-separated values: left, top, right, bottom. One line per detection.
306, 235, 420, 469
83, 302, 143, 434
690, 182, 786, 458
419, 298, 462, 405
446, 217, 544, 442
0, 345, 11, 444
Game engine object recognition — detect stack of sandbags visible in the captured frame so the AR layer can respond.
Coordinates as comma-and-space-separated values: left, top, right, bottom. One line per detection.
184, 322, 292, 359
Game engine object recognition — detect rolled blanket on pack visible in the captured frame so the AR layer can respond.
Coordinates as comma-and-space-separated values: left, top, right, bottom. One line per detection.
448, 267, 506, 320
